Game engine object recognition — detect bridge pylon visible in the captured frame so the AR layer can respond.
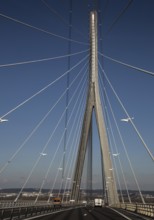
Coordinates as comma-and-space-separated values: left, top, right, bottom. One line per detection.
70, 11, 119, 206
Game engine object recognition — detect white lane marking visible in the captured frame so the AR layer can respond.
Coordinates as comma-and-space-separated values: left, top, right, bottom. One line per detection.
109, 207, 133, 220
24, 207, 81, 220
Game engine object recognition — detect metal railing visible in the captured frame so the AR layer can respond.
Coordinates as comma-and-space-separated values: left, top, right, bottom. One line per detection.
117, 202, 154, 218
0, 201, 49, 208
0, 201, 82, 220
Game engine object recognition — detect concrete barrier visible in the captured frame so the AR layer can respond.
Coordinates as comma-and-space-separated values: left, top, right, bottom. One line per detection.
117, 202, 154, 218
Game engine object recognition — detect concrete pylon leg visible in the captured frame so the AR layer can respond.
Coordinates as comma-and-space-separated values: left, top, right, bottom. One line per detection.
70, 11, 119, 206
70, 83, 94, 202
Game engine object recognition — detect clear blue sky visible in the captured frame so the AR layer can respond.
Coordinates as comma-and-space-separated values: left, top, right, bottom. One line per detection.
0, 0, 153, 192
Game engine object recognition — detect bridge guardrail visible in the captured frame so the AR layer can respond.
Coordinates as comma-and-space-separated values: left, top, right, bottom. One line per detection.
0, 204, 53, 220
0, 201, 52, 208
117, 203, 154, 218
0, 203, 83, 220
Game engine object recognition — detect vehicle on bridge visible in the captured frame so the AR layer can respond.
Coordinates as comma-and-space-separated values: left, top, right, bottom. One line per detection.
82, 200, 87, 206
53, 197, 62, 208
94, 198, 104, 207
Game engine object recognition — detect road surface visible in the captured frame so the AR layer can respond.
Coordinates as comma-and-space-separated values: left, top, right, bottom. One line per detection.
28, 207, 151, 220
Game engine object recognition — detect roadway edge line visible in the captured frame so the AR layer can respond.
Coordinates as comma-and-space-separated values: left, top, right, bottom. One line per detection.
114, 208, 153, 220
20, 206, 82, 220
108, 207, 133, 220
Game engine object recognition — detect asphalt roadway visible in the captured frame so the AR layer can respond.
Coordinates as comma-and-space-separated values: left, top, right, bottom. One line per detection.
26, 207, 152, 220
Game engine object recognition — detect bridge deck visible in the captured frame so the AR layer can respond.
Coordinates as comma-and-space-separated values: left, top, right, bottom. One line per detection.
3, 207, 151, 220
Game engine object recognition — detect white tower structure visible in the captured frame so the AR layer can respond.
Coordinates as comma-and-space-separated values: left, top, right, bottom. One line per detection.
70, 11, 119, 206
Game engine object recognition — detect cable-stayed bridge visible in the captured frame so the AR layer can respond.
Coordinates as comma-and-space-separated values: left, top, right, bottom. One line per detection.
0, 0, 154, 219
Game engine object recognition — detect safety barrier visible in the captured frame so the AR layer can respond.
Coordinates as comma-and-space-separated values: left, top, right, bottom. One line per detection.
0, 202, 82, 220
0, 201, 49, 208
118, 202, 154, 218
